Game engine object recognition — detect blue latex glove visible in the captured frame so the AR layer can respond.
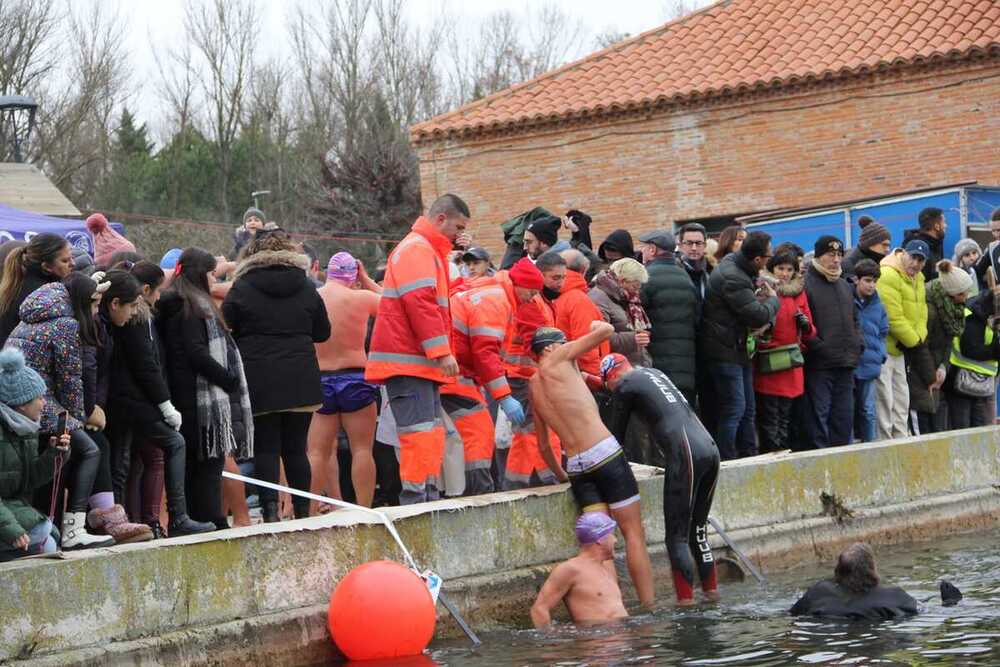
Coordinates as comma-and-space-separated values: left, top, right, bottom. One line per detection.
499, 396, 526, 426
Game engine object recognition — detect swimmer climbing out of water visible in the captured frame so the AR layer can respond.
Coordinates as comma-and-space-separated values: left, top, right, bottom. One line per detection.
531, 513, 629, 628
601, 354, 721, 606
530, 321, 655, 608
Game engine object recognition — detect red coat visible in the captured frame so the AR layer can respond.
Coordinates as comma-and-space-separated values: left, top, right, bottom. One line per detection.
753, 276, 816, 398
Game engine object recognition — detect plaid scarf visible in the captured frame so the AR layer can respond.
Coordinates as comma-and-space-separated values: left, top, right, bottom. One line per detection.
593, 271, 652, 331
196, 301, 254, 460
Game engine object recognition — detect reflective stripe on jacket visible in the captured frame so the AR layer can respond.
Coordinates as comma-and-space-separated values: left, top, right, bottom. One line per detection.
950, 307, 998, 377
450, 274, 517, 401
366, 217, 455, 384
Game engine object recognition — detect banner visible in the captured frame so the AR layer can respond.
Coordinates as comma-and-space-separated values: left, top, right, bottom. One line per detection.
0, 204, 125, 256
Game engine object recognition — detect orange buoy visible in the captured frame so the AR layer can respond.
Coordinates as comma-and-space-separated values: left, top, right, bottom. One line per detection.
329, 560, 436, 661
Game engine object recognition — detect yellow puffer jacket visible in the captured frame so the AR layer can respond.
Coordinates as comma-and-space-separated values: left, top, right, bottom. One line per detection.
876, 249, 928, 356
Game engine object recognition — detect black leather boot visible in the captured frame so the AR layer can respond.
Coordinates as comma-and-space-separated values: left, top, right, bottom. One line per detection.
262, 500, 280, 523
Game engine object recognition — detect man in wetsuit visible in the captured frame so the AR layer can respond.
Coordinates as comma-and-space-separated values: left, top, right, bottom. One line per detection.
791, 543, 918, 620
601, 353, 721, 605
530, 321, 654, 608
531, 513, 629, 628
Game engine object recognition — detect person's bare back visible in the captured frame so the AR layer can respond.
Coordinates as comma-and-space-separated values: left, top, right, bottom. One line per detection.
531, 513, 628, 628
315, 282, 379, 371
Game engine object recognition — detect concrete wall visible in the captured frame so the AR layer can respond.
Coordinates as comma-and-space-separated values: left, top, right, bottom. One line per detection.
3, 427, 999, 665
413, 61, 1000, 258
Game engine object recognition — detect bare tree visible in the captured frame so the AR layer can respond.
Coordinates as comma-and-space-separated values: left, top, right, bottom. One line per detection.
662, 0, 707, 21
594, 29, 631, 50
184, 0, 258, 221
30, 2, 131, 209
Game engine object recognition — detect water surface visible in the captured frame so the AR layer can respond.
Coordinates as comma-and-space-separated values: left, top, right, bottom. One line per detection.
426, 530, 1000, 665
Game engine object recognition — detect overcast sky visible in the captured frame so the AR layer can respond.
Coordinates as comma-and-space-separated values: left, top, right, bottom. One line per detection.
113, 0, 712, 132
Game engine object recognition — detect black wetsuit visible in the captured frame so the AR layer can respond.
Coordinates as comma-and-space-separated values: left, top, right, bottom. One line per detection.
609, 367, 721, 601
790, 580, 919, 620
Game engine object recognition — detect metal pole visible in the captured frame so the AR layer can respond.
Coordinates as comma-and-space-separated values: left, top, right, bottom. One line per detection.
707, 516, 766, 584
222, 471, 481, 646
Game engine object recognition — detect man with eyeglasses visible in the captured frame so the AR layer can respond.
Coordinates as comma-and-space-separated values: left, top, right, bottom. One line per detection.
677, 223, 711, 315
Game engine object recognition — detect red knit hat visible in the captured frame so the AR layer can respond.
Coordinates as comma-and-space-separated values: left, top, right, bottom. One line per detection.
508, 257, 544, 289
86, 213, 136, 267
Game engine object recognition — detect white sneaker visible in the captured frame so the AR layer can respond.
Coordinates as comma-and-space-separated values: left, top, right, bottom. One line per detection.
61, 512, 115, 550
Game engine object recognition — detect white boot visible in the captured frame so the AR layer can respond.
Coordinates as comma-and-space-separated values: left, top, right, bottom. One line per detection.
61, 512, 115, 550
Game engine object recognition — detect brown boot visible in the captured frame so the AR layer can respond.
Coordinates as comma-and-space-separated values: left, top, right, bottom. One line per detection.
88, 505, 153, 544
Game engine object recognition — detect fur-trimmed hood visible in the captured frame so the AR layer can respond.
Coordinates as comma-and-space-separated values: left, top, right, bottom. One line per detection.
234, 250, 309, 281
233, 250, 312, 299
761, 270, 805, 298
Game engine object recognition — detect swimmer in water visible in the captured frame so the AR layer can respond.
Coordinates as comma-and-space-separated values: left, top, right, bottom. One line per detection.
530, 321, 654, 608
530, 513, 629, 628
600, 353, 721, 605
791, 543, 918, 620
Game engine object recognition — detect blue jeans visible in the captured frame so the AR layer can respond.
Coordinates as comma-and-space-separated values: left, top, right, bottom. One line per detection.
853, 377, 877, 443
709, 362, 756, 460
0, 519, 57, 562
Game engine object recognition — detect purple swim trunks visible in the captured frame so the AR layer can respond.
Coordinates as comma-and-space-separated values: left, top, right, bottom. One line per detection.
318, 369, 377, 415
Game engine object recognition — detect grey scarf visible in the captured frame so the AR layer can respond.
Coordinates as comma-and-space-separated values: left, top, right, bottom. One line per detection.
196, 302, 254, 460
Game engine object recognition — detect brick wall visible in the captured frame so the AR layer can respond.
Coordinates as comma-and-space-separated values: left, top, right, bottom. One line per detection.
414, 60, 1000, 258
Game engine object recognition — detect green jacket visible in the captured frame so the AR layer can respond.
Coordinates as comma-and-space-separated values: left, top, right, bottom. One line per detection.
641, 256, 698, 395
0, 407, 57, 546
876, 250, 928, 357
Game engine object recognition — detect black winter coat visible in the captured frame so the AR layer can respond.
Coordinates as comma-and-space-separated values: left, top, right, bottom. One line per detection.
842, 246, 886, 280
946, 291, 1000, 393
157, 290, 238, 413
107, 302, 172, 424
82, 321, 112, 419
903, 228, 944, 283
642, 256, 698, 394
222, 250, 331, 415
803, 265, 862, 370
0, 265, 60, 347
681, 257, 711, 319
700, 253, 779, 366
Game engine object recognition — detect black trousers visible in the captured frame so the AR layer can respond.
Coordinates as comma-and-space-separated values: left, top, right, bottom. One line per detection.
181, 412, 226, 525
805, 368, 854, 448
756, 393, 793, 454
253, 411, 312, 513
946, 392, 989, 430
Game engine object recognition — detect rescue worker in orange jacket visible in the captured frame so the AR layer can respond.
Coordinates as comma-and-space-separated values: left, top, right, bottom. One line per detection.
444, 258, 545, 494
501, 259, 563, 490
554, 249, 610, 376
366, 194, 469, 504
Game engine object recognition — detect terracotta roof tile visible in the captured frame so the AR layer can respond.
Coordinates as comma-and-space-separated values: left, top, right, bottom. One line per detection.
413, 0, 1000, 141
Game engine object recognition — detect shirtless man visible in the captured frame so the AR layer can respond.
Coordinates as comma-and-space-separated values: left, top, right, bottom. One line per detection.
530, 321, 654, 607
531, 512, 629, 627
307, 252, 382, 510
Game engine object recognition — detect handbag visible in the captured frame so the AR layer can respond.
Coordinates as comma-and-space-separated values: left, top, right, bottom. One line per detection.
953, 367, 995, 398
756, 343, 805, 374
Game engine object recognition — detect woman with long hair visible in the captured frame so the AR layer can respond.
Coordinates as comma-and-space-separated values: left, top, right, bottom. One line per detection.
104, 264, 214, 536
713, 226, 747, 264
0, 234, 73, 346
223, 231, 330, 522
158, 248, 253, 529
7, 273, 147, 548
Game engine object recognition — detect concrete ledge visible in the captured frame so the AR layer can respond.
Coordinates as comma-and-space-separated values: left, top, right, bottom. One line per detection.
3, 427, 1000, 665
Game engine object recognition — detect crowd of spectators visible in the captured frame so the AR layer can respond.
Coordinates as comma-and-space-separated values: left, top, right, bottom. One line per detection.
2, 199, 999, 561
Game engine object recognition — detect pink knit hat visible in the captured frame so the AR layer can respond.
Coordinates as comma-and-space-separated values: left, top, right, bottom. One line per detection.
86, 213, 136, 267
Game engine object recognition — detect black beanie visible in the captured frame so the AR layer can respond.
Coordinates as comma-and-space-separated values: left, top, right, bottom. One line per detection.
526, 216, 561, 247
814, 235, 845, 257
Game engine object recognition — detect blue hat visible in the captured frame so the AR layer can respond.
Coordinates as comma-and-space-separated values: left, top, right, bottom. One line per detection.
0, 348, 47, 407
904, 239, 931, 259
160, 248, 183, 270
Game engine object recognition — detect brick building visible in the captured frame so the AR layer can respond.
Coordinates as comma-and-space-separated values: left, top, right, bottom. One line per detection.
411, 0, 1000, 255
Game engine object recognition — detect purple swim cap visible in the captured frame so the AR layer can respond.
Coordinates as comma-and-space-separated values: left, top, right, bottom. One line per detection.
327, 251, 358, 284
575, 512, 617, 545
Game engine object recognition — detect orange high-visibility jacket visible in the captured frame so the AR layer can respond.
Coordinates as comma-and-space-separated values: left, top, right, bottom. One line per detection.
366, 217, 454, 384
450, 273, 519, 401
553, 270, 610, 376
506, 291, 554, 380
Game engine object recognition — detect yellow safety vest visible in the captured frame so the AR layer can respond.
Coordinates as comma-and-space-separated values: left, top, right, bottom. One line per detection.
950, 308, 998, 377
